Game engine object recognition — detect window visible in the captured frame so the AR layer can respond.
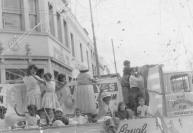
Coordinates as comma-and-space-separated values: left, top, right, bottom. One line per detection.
54, 71, 59, 80
57, 13, 62, 42
170, 74, 190, 93
6, 69, 26, 83
49, 4, 55, 36
2, 0, 23, 30
86, 50, 90, 69
28, 0, 38, 31
63, 20, 69, 47
80, 43, 83, 62
70, 33, 75, 57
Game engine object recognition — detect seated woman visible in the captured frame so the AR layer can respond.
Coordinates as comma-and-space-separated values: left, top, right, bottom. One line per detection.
14, 104, 40, 128
95, 89, 113, 122
69, 108, 88, 125
115, 102, 134, 120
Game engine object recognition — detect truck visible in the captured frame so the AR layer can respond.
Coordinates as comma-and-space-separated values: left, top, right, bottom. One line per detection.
0, 65, 193, 133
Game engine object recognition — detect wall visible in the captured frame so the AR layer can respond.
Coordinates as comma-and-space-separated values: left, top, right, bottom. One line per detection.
0, 0, 96, 80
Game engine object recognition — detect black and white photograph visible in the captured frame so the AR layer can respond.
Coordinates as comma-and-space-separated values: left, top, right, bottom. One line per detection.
0, 0, 193, 133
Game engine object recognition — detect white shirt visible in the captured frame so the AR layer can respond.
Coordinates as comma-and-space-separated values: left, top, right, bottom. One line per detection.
137, 105, 149, 117
23, 76, 41, 95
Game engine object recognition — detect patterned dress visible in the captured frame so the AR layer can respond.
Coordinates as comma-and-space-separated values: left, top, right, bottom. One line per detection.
41, 81, 60, 109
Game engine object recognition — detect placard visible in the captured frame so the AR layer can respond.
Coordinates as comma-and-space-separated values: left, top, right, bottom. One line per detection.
116, 118, 160, 133
166, 92, 193, 116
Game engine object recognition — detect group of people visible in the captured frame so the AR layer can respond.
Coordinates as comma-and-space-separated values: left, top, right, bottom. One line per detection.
121, 60, 150, 119
11, 64, 120, 129
0, 60, 152, 130
12, 64, 70, 128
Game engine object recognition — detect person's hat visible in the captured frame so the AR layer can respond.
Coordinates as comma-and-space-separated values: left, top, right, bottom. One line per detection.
101, 92, 111, 99
56, 108, 63, 113
79, 65, 88, 72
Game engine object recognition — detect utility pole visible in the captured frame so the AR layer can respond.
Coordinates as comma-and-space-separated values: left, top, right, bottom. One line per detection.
89, 0, 100, 77
111, 39, 118, 74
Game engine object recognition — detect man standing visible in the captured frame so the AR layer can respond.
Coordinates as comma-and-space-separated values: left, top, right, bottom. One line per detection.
121, 60, 131, 106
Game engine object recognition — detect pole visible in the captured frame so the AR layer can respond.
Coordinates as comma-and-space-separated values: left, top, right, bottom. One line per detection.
89, 0, 100, 77
111, 39, 118, 74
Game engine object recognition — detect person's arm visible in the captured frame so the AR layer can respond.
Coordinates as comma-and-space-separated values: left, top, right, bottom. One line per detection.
33, 75, 46, 84
10, 80, 24, 84
14, 104, 25, 117
136, 107, 141, 117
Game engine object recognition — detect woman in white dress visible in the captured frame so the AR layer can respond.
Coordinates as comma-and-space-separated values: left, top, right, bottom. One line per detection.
23, 65, 41, 110
34, 73, 60, 125
75, 65, 97, 114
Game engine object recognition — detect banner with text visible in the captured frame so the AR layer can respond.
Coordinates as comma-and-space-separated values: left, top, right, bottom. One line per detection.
116, 118, 161, 133
166, 92, 193, 116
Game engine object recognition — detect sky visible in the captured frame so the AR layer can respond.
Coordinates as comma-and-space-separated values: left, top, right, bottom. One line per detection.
70, 0, 193, 74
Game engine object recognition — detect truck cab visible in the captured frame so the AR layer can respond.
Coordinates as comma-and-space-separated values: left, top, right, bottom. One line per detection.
148, 65, 193, 117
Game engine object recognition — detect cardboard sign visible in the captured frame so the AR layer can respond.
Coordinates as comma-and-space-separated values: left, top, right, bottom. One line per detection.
166, 92, 193, 116
93, 77, 123, 111
116, 118, 160, 133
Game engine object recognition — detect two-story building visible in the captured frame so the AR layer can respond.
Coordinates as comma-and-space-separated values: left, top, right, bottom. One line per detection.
0, 0, 96, 83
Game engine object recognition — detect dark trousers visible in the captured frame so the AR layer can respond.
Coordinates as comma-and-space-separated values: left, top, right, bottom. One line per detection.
127, 87, 142, 115
122, 86, 129, 105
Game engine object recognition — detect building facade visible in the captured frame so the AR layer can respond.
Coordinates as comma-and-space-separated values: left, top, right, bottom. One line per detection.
0, 0, 96, 83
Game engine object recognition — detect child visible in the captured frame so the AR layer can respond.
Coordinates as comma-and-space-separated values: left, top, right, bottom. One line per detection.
14, 104, 40, 127
34, 73, 60, 125
115, 102, 134, 120
69, 108, 88, 125
137, 97, 149, 118
96, 89, 113, 121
